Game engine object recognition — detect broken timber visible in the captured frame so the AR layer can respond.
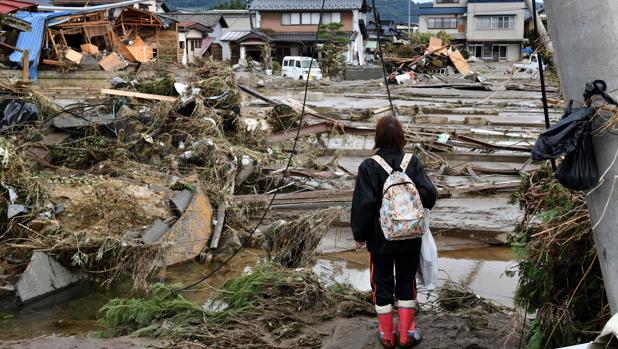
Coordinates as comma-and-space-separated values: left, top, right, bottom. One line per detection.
101, 89, 178, 102
160, 183, 213, 266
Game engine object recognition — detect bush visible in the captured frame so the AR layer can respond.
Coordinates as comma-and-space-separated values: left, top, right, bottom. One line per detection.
272, 60, 281, 74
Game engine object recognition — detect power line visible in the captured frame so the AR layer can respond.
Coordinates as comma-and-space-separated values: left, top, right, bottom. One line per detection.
177, 0, 328, 293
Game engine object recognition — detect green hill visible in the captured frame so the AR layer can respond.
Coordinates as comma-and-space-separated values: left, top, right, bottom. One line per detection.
165, 0, 422, 23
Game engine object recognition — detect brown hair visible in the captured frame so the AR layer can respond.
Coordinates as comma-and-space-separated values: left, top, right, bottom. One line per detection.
374, 116, 406, 151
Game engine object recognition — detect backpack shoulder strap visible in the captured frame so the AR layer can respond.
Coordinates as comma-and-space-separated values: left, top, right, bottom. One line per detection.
371, 155, 393, 174
400, 154, 413, 172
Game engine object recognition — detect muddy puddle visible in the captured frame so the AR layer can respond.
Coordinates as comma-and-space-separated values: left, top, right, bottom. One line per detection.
0, 247, 516, 340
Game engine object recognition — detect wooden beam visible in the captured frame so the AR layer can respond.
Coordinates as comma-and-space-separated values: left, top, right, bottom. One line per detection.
21, 50, 28, 81
100, 88, 178, 102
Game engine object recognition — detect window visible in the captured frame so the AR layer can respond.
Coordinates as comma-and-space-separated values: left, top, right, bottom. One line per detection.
295, 60, 301, 68
195, 40, 201, 49
291, 13, 301, 25
179, 41, 185, 49
282, 12, 339, 25
476, 16, 515, 30
282, 13, 291, 25
436, 0, 458, 3
302, 13, 311, 24
283, 60, 289, 67
322, 12, 341, 24
289, 60, 295, 67
427, 17, 457, 29
311, 13, 320, 24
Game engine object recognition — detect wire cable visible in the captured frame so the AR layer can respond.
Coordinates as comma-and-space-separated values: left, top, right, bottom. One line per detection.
178, 0, 328, 292
371, 0, 396, 118
532, 0, 556, 172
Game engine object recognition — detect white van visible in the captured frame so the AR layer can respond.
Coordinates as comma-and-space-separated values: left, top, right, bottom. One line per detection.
281, 56, 323, 80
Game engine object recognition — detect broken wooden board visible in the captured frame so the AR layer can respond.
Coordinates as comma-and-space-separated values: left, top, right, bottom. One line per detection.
80, 43, 99, 55
428, 36, 448, 55
448, 49, 471, 75
65, 49, 83, 64
98, 53, 127, 71
127, 37, 154, 63
161, 183, 213, 266
100, 88, 178, 102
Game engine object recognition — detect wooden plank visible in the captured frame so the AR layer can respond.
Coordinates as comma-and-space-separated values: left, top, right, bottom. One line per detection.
448, 49, 471, 75
43, 59, 63, 66
98, 52, 127, 71
100, 88, 177, 102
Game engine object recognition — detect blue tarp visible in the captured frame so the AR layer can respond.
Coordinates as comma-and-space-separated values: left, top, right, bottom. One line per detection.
9, 11, 73, 80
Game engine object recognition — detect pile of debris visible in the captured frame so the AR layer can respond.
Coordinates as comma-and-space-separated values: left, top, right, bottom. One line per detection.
509, 165, 610, 349
1, 59, 337, 308
385, 36, 475, 84
1, 6, 182, 80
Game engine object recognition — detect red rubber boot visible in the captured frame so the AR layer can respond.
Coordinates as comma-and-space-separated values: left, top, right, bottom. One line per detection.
398, 300, 422, 348
376, 304, 396, 348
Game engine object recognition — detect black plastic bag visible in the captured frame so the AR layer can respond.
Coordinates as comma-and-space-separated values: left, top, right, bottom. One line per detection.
554, 128, 599, 191
0, 99, 39, 130
532, 103, 594, 161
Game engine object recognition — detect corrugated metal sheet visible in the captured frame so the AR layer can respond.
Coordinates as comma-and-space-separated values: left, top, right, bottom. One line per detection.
0, 0, 36, 14
249, 0, 365, 11
9, 11, 73, 80
220, 30, 250, 42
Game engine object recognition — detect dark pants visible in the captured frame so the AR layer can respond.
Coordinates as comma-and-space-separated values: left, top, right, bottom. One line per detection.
369, 241, 422, 307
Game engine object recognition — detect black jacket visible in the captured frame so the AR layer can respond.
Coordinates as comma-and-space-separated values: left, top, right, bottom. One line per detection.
351, 149, 437, 255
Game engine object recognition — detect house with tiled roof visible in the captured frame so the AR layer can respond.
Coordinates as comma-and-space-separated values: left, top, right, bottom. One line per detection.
418, 0, 526, 61
162, 12, 228, 62
248, 0, 368, 66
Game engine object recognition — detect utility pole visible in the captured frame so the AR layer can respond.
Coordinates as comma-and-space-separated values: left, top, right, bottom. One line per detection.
408, 0, 411, 38
544, 0, 618, 315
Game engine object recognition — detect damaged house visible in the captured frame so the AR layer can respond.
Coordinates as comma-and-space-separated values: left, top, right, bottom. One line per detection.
3, 2, 181, 79
248, 0, 368, 65
418, 0, 525, 62
161, 12, 229, 62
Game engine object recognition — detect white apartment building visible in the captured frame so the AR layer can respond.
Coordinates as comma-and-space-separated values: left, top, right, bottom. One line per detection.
418, 0, 526, 62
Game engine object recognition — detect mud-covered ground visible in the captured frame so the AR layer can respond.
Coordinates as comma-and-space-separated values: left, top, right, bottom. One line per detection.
0, 310, 523, 349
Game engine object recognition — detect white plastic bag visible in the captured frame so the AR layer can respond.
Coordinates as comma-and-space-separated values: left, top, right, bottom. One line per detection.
419, 208, 438, 290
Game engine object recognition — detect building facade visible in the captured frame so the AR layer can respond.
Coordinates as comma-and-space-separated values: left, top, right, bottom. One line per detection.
249, 0, 367, 65
418, 0, 525, 61
162, 13, 229, 62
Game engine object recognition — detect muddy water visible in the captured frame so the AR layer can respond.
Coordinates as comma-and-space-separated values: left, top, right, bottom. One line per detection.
0, 247, 516, 340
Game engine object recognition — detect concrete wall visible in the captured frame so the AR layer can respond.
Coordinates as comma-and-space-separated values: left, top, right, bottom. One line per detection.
258, 11, 354, 32
433, 0, 467, 8
211, 23, 223, 44
418, 14, 466, 40
545, 0, 618, 315
466, 2, 525, 42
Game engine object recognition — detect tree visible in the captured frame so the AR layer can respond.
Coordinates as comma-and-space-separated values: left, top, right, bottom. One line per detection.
317, 22, 351, 78
212, 0, 246, 10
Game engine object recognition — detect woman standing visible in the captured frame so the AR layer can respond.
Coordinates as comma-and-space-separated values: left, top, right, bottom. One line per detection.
351, 116, 437, 348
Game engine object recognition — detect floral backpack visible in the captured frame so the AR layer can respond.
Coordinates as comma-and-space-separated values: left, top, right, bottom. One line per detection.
371, 154, 426, 240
